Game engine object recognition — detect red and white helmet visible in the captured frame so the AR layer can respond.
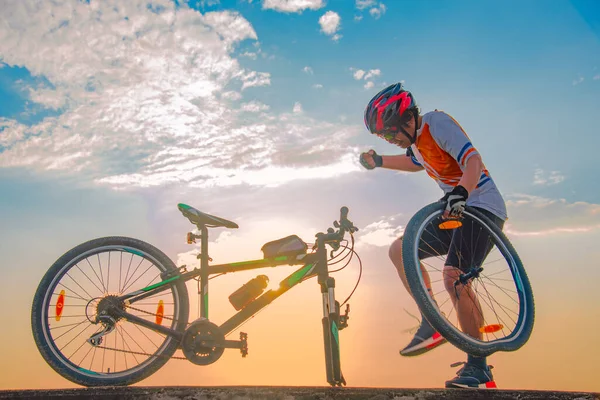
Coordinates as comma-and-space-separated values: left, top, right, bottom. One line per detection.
364, 82, 418, 143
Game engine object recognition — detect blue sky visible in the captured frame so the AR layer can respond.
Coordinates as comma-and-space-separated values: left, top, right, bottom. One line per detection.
1, 0, 600, 391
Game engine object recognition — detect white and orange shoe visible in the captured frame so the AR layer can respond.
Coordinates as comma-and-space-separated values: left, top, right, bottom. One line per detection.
399, 318, 447, 357
445, 361, 498, 389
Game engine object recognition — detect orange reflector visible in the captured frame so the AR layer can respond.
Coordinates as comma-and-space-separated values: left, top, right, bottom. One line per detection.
438, 220, 463, 230
156, 300, 164, 325
56, 290, 65, 322
480, 324, 503, 333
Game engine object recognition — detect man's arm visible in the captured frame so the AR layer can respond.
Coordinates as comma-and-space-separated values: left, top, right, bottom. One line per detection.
457, 153, 483, 193
360, 149, 424, 172
381, 154, 425, 172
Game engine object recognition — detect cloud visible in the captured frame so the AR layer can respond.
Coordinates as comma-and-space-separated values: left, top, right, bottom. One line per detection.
241, 101, 270, 112
355, 1, 386, 19
240, 51, 258, 59
355, 214, 404, 247
504, 194, 600, 237
594, 74, 600, 80
369, 3, 386, 19
353, 69, 366, 80
222, 91, 243, 101
262, 0, 325, 13
364, 69, 381, 80
240, 71, 272, 90
319, 11, 342, 41
0, 0, 361, 190
351, 67, 381, 88
199, 0, 221, 7
355, 0, 377, 10
573, 75, 584, 85
533, 168, 566, 186
292, 101, 303, 113
312, 84, 323, 89
302, 66, 314, 74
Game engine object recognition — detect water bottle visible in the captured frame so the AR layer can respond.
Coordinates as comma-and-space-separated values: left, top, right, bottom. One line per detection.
228, 275, 269, 311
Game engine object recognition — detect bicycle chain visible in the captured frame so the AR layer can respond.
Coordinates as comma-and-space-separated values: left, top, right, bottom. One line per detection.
94, 304, 186, 360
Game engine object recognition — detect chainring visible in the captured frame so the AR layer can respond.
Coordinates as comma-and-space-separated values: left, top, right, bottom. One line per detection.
181, 318, 225, 365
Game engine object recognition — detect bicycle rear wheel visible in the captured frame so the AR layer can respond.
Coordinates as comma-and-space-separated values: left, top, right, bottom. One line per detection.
402, 202, 535, 357
31, 236, 189, 386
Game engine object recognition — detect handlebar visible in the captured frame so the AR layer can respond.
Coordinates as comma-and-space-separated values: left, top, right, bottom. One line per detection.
315, 206, 359, 250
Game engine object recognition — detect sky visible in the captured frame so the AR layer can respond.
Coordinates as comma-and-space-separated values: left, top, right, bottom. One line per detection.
1, 0, 600, 393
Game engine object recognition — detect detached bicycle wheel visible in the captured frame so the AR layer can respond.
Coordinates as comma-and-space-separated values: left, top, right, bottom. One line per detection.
402, 202, 535, 357
31, 237, 189, 386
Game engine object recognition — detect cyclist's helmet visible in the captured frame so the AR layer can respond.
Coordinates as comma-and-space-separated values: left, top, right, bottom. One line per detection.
364, 82, 418, 144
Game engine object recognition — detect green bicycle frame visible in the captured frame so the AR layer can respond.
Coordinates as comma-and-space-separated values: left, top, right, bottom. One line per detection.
113, 224, 346, 385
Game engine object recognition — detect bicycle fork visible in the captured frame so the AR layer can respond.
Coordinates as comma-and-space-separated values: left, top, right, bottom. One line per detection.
320, 276, 348, 387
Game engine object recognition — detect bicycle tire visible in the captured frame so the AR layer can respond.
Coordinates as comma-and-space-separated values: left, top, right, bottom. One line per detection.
402, 202, 535, 357
31, 236, 190, 386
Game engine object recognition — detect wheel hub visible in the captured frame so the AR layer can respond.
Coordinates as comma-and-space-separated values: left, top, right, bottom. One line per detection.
95, 295, 125, 322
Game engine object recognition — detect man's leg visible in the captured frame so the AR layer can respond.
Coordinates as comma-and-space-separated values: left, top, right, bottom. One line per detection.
443, 266, 484, 339
444, 208, 505, 389
390, 222, 450, 357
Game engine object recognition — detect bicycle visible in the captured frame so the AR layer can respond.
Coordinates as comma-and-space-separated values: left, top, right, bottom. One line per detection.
31, 204, 360, 387
401, 201, 535, 358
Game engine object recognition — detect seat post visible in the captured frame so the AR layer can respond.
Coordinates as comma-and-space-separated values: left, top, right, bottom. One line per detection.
199, 224, 210, 319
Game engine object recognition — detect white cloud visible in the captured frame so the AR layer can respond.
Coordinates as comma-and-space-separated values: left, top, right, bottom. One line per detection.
199, 0, 221, 7
241, 101, 270, 112
312, 83, 323, 89
240, 71, 272, 90
594, 74, 600, 80
354, 15, 363, 22
351, 68, 381, 88
573, 75, 584, 85
0, 1, 361, 190
353, 69, 366, 80
262, 0, 325, 13
533, 168, 566, 186
356, 215, 404, 247
504, 194, 600, 237
303, 66, 314, 74
355, 0, 377, 10
364, 69, 381, 80
319, 11, 341, 41
222, 91, 243, 101
292, 101, 303, 113
369, 3, 386, 19
240, 51, 258, 59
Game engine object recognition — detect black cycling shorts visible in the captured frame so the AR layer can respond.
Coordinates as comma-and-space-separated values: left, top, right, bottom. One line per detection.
416, 207, 505, 271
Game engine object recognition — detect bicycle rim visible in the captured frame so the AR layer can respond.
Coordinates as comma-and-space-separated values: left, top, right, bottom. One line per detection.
34, 239, 187, 384
403, 203, 534, 356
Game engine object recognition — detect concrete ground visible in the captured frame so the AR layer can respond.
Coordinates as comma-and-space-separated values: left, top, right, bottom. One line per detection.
0, 386, 598, 400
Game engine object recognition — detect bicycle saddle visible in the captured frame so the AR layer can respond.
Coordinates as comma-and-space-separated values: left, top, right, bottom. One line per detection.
177, 203, 239, 229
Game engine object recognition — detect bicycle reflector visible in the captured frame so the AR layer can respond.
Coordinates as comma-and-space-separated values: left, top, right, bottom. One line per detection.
438, 220, 463, 230
480, 324, 503, 333
55, 290, 66, 322
156, 300, 164, 325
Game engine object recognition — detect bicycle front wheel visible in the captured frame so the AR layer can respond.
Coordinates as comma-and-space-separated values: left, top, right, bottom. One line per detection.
31, 236, 189, 386
402, 202, 535, 357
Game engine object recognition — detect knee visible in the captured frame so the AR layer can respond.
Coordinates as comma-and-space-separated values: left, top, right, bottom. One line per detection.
389, 236, 404, 263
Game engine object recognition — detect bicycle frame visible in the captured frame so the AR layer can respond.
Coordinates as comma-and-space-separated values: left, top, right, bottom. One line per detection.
113, 223, 347, 386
